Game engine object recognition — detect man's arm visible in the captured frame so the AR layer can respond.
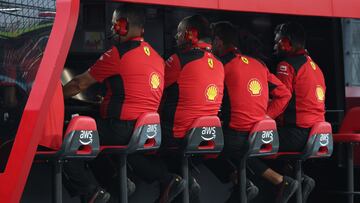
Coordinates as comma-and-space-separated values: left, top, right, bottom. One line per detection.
164, 54, 181, 87
275, 61, 295, 92
63, 46, 120, 99
267, 71, 291, 119
63, 71, 97, 99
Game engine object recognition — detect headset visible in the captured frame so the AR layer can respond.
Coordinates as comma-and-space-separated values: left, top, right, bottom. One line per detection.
185, 27, 199, 45
113, 17, 129, 36
276, 23, 292, 52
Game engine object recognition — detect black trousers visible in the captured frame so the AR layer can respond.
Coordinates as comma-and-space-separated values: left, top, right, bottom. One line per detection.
128, 122, 200, 203
205, 127, 249, 183
247, 126, 310, 176
63, 118, 135, 197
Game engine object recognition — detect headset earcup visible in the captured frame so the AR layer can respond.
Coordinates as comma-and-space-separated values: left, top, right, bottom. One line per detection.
186, 28, 199, 44
279, 37, 292, 52
115, 18, 128, 36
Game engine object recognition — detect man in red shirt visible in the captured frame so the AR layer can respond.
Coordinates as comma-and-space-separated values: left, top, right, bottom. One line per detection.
160, 15, 224, 202
161, 15, 224, 141
248, 22, 325, 203
63, 5, 164, 202
206, 22, 291, 202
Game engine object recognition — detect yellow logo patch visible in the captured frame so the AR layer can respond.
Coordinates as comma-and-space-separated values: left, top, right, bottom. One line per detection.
150, 72, 160, 89
316, 85, 325, 102
205, 84, 218, 101
241, 56, 249, 64
248, 79, 262, 96
144, 46, 151, 56
208, 58, 214, 69
310, 61, 316, 70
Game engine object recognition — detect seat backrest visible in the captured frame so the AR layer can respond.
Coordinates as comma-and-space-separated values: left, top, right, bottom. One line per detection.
126, 112, 161, 154
248, 118, 279, 157
303, 121, 333, 159
339, 107, 360, 133
184, 116, 224, 155
59, 116, 100, 159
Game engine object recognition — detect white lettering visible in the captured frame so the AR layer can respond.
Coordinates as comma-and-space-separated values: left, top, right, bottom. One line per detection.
201, 127, 216, 141
319, 133, 329, 146
79, 130, 93, 145
261, 130, 274, 144
146, 124, 157, 138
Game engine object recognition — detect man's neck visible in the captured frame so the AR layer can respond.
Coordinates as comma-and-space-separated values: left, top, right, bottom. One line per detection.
219, 45, 237, 56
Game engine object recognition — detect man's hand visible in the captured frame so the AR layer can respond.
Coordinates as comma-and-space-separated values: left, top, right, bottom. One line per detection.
63, 71, 97, 99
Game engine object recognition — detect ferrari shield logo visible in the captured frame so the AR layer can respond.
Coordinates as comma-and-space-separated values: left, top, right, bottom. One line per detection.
208, 58, 214, 69
144, 46, 151, 56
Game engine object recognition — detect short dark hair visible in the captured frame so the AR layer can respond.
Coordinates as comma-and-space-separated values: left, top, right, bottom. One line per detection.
211, 21, 239, 47
115, 4, 145, 28
275, 22, 306, 48
182, 15, 211, 40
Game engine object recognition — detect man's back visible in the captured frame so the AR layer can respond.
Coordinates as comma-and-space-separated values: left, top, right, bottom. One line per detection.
162, 46, 224, 138
89, 38, 164, 120
221, 52, 290, 131
276, 51, 326, 128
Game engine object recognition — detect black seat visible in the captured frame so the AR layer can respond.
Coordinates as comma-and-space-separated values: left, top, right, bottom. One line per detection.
36, 115, 100, 203
266, 121, 333, 203
99, 112, 161, 203
181, 116, 224, 203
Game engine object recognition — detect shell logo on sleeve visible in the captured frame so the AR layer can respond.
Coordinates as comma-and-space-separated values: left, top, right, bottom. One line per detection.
150, 72, 160, 90
144, 46, 151, 56
248, 78, 262, 96
316, 85, 325, 102
205, 84, 218, 101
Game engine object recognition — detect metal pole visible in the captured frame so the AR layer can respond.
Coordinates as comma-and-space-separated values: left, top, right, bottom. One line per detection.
295, 160, 302, 203
347, 143, 354, 203
182, 155, 189, 203
53, 159, 63, 203
240, 158, 247, 203
119, 154, 128, 203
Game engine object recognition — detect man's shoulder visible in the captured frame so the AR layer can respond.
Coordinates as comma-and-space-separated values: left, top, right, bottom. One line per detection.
176, 49, 205, 68
281, 55, 307, 72
113, 40, 142, 58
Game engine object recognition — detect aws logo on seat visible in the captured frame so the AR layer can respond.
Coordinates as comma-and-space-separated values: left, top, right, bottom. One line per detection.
261, 130, 274, 144
79, 130, 93, 145
201, 127, 217, 141
248, 78, 262, 96
319, 133, 329, 146
146, 124, 158, 139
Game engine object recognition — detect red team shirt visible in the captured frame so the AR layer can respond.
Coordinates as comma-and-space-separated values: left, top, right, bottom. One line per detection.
162, 43, 224, 138
276, 50, 326, 128
89, 37, 164, 120
220, 50, 291, 131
